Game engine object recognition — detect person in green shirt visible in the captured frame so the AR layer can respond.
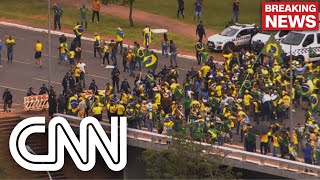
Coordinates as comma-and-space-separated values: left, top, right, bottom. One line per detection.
80, 4, 88, 29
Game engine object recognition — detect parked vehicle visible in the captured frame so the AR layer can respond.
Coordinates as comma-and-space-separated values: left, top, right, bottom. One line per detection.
207, 23, 260, 51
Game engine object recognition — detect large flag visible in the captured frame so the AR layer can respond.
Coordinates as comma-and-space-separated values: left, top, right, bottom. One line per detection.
261, 34, 284, 63
143, 51, 158, 70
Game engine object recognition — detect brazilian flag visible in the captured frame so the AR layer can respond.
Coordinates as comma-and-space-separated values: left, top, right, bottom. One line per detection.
174, 87, 184, 100
308, 47, 320, 58
301, 83, 312, 97
261, 34, 284, 63
143, 51, 158, 70
310, 93, 319, 113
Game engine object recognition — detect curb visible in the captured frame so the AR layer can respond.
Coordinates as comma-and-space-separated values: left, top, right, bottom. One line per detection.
0, 21, 223, 65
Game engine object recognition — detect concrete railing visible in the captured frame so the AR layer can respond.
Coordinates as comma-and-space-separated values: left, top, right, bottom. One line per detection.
53, 114, 320, 177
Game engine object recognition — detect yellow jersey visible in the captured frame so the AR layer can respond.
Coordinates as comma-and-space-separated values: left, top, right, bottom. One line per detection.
243, 94, 253, 106
92, 106, 102, 115
74, 68, 81, 77
261, 133, 269, 143
69, 51, 75, 58
35, 43, 43, 52
272, 135, 279, 147
201, 65, 211, 78
117, 104, 125, 115
155, 93, 161, 105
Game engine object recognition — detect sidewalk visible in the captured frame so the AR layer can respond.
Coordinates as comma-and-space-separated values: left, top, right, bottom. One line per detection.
57, 0, 217, 41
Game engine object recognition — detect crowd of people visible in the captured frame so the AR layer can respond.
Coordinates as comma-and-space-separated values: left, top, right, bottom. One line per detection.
1, 0, 320, 168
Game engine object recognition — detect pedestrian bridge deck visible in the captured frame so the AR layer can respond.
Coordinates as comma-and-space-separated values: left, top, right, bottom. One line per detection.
53, 114, 320, 179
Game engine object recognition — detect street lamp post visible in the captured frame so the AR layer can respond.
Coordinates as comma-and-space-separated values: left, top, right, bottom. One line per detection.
48, 0, 52, 87
289, 44, 294, 142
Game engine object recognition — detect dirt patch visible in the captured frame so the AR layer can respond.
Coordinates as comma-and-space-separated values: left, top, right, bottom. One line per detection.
56, 0, 218, 41
31, 14, 47, 20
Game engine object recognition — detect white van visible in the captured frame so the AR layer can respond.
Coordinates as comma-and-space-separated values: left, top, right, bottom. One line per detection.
280, 30, 320, 62
251, 30, 289, 48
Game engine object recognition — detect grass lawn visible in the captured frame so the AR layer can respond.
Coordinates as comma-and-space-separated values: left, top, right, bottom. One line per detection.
0, 0, 196, 53
114, 0, 320, 33
115, 0, 263, 32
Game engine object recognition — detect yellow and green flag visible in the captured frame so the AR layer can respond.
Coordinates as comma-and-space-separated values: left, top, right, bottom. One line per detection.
143, 51, 158, 70
261, 34, 284, 63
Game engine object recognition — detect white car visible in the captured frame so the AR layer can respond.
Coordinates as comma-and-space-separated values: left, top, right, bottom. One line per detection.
207, 23, 260, 51
251, 30, 289, 48
280, 30, 320, 63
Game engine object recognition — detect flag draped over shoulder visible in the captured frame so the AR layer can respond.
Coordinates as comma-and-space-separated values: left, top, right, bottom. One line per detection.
174, 87, 184, 100
310, 93, 319, 112
261, 34, 284, 63
143, 51, 158, 70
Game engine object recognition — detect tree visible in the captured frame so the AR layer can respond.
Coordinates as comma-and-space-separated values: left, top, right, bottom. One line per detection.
128, 0, 134, 27
142, 134, 239, 179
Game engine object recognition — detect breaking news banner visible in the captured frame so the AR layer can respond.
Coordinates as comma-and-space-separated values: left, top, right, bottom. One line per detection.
262, 1, 319, 30
2, 0, 320, 180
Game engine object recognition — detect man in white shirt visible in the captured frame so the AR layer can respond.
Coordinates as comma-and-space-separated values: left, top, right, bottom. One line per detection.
79, 60, 87, 88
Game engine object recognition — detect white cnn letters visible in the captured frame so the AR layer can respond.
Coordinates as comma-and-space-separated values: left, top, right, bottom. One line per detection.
9, 116, 127, 172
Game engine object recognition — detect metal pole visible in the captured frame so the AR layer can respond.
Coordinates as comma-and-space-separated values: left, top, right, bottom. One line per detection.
289, 44, 293, 142
48, 0, 52, 87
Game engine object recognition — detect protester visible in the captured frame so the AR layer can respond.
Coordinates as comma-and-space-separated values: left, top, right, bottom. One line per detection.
94, 32, 102, 58
194, 0, 202, 21
196, 20, 206, 42
53, 3, 63, 30
116, 27, 124, 54
231, 0, 240, 23
80, 4, 88, 29
5, 35, 15, 63
169, 40, 178, 68
91, 0, 101, 23
34, 40, 43, 68
0, 40, 3, 67
177, 0, 185, 19
2, 89, 13, 112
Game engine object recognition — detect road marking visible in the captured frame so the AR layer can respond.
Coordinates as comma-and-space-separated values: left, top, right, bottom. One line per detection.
0, 21, 200, 62
3, 34, 25, 40
32, 78, 61, 85
1, 58, 32, 65
0, 85, 25, 92
88, 74, 108, 80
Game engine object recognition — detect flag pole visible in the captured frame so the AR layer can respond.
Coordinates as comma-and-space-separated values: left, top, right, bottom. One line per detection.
48, 0, 52, 88
289, 44, 294, 142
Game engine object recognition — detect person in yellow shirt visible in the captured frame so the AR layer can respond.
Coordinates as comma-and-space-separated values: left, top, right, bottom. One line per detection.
59, 41, 68, 64
116, 27, 124, 54
94, 32, 102, 58
243, 90, 253, 115
154, 89, 161, 105
69, 50, 75, 69
117, 101, 125, 116
260, 132, 270, 155
201, 62, 211, 78
74, 65, 81, 83
34, 40, 43, 68
272, 132, 279, 157
170, 81, 179, 93
5, 35, 15, 63
142, 25, 152, 49
92, 105, 102, 121
102, 41, 110, 66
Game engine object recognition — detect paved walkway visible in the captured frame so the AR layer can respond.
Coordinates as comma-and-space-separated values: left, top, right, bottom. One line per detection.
57, 0, 217, 41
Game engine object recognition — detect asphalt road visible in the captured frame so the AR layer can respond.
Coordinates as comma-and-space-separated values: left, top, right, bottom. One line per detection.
0, 24, 307, 134
0, 24, 199, 109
